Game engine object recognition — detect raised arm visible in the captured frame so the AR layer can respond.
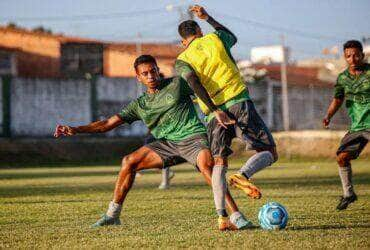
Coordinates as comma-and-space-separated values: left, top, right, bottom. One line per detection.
54, 114, 124, 138
190, 5, 237, 43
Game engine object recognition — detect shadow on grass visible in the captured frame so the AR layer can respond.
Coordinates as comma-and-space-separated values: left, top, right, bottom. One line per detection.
289, 223, 370, 231
1, 173, 369, 199
0, 166, 199, 180
255, 174, 370, 187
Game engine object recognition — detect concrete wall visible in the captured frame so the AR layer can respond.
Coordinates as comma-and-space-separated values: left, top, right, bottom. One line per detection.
4, 76, 149, 137
248, 80, 349, 131
96, 77, 147, 136
0, 78, 2, 135
10, 78, 91, 136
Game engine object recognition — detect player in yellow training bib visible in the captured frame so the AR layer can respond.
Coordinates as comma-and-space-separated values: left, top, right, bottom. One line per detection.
175, 5, 278, 208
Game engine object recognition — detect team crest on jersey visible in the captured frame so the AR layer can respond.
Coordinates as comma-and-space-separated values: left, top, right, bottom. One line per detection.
165, 94, 175, 104
196, 44, 203, 51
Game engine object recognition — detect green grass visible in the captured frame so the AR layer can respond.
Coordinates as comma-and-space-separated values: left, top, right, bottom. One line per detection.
0, 159, 369, 249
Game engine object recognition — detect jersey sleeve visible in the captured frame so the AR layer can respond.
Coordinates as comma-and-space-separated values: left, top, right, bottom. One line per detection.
214, 29, 237, 49
118, 100, 140, 124
175, 59, 195, 79
333, 75, 345, 99
175, 60, 195, 96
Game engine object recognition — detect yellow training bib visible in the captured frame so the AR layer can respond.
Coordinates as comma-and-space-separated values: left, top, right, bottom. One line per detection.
177, 33, 246, 114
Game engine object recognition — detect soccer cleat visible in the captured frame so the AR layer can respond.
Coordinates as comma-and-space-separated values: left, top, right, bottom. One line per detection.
91, 214, 121, 228
230, 212, 254, 230
336, 193, 357, 210
228, 173, 262, 199
158, 183, 170, 190
218, 216, 232, 231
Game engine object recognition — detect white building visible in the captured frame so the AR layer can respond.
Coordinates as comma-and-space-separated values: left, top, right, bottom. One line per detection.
250, 45, 290, 64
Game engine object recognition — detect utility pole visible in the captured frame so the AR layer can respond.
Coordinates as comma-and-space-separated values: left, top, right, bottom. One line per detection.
136, 32, 143, 97
280, 34, 290, 131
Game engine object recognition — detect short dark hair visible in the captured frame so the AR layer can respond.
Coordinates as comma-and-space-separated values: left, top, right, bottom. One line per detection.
134, 55, 157, 71
343, 40, 363, 52
178, 20, 200, 39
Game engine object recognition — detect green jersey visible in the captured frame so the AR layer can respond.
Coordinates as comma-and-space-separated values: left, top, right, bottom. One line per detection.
334, 63, 370, 132
119, 77, 206, 141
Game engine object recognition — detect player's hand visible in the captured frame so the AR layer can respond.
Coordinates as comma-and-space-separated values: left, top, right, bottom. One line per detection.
322, 116, 330, 129
213, 110, 235, 129
190, 5, 209, 20
54, 125, 76, 138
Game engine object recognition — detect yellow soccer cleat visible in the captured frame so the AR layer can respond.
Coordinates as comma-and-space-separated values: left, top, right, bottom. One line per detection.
218, 216, 237, 231
228, 173, 262, 199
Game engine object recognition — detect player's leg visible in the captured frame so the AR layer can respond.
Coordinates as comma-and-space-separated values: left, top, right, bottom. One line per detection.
144, 133, 175, 189
228, 101, 277, 199
92, 146, 163, 227
335, 131, 368, 210
206, 124, 253, 230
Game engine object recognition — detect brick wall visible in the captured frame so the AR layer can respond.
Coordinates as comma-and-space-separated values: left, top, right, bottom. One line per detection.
0, 29, 61, 78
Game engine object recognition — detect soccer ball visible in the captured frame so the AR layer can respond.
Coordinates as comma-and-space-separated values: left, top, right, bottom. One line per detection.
258, 202, 288, 230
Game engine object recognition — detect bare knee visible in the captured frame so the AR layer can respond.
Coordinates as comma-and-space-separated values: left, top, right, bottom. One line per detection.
336, 153, 351, 168
121, 154, 138, 173
197, 149, 214, 171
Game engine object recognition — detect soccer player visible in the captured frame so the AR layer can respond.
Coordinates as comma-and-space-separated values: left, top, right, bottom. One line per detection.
54, 55, 251, 230
323, 40, 369, 210
175, 5, 277, 200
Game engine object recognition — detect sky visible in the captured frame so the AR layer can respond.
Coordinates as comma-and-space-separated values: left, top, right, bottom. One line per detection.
0, 0, 369, 60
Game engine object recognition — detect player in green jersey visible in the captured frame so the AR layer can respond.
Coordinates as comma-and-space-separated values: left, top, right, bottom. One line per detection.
54, 55, 252, 230
323, 40, 370, 210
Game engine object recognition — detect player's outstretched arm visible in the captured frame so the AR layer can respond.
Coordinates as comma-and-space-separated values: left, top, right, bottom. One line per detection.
54, 115, 124, 138
323, 98, 344, 128
190, 5, 237, 43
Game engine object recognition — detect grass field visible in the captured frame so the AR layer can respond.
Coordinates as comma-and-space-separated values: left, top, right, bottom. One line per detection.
0, 159, 369, 249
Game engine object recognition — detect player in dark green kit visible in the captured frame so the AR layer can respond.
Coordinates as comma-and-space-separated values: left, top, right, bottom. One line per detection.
54, 55, 248, 230
323, 40, 370, 210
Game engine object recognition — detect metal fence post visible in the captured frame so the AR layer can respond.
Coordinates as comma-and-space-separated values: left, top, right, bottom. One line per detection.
2, 75, 11, 137
90, 75, 98, 122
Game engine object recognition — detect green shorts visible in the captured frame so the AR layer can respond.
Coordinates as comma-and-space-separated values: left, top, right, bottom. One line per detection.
145, 134, 209, 168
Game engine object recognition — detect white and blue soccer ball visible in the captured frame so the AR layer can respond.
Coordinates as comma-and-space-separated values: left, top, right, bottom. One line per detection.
258, 202, 288, 230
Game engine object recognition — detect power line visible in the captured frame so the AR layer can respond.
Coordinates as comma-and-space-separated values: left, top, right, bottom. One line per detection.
0, 8, 168, 22
212, 11, 347, 42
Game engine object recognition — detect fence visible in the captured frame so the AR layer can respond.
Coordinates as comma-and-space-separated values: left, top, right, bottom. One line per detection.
0, 76, 351, 137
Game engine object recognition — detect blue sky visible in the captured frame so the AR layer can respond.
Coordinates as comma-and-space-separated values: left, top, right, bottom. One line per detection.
0, 0, 369, 60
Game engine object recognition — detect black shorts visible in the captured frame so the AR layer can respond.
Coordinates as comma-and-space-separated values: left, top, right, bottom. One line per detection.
337, 130, 369, 159
145, 134, 209, 168
207, 100, 275, 158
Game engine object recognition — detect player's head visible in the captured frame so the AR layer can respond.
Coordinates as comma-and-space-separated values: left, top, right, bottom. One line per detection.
134, 55, 161, 88
178, 20, 203, 47
343, 40, 364, 69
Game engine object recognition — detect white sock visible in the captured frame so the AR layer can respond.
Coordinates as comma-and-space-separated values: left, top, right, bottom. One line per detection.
106, 201, 122, 218
212, 165, 227, 216
338, 165, 354, 197
161, 168, 170, 186
239, 151, 274, 178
